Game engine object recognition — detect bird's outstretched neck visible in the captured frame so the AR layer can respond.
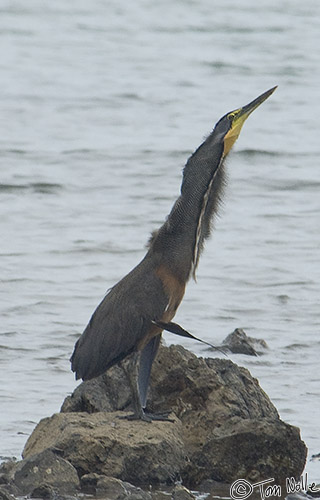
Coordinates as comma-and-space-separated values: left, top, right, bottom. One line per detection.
148, 132, 226, 283
148, 86, 278, 284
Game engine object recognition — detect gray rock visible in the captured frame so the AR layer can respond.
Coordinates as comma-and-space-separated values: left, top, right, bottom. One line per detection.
221, 328, 268, 355
198, 479, 231, 496
19, 344, 306, 492
151, 491, 172, 500
307, 484, 320, 498
286, 494, 315, 500
80, 472, 102, 494
61, 366, 131, 413
150, 346, 278, 421
97, 476, 152, 499
0, 460, 16, 486
151, 346, 305, 485
23, 411, 185, 486
13, 449, 80, 496
62, 344, 277, 420
80, 473, 152, 499
150, 485, 195, 500
30, 484, 55, 499
0, 486, 16, 500
186, 417, 307, 485
172, 484, 196, 500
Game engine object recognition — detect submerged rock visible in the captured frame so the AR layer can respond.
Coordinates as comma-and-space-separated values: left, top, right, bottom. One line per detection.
221, 328, 268, 355
5, 344, 307, 498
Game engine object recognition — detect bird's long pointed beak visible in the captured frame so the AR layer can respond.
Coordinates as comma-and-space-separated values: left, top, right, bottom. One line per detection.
239, 85, 278, 121
223, 86, 277, 156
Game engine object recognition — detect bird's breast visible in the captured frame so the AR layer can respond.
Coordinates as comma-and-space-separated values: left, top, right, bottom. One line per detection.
156, 265, 186, 322
156, 264, 186, 322
137, 264, 186, 351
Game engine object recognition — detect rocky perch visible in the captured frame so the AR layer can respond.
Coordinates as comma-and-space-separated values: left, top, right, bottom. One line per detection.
1, 344, 307, 499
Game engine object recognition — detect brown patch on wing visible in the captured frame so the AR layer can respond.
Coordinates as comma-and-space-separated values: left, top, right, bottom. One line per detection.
137, 265, 186, 350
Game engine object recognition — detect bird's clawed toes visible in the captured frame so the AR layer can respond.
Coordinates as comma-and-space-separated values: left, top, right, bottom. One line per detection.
118, 409, 174, 423
144, 409, 175, 422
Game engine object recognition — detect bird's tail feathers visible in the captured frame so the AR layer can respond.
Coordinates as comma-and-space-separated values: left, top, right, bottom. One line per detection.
152, 319, 227, 357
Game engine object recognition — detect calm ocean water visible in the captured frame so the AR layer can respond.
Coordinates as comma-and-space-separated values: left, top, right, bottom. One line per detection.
1, 0, 319, 485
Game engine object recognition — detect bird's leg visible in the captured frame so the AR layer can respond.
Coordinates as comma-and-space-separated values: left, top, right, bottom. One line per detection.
119, 349, 174, 422
119, 352, 149, 421
138, 335, 174, 421
138, 335, 161, 409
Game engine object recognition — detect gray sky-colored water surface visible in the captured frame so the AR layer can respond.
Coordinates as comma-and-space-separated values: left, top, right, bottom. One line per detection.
1, 0, 319, 483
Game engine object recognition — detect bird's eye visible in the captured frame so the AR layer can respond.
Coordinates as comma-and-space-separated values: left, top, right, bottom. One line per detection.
228, 113, 236, 121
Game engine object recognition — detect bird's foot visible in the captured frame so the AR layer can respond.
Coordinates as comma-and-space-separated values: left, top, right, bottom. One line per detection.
118, 409, 174, 423
118, 411, 152, 423
144, 409, 174, 422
